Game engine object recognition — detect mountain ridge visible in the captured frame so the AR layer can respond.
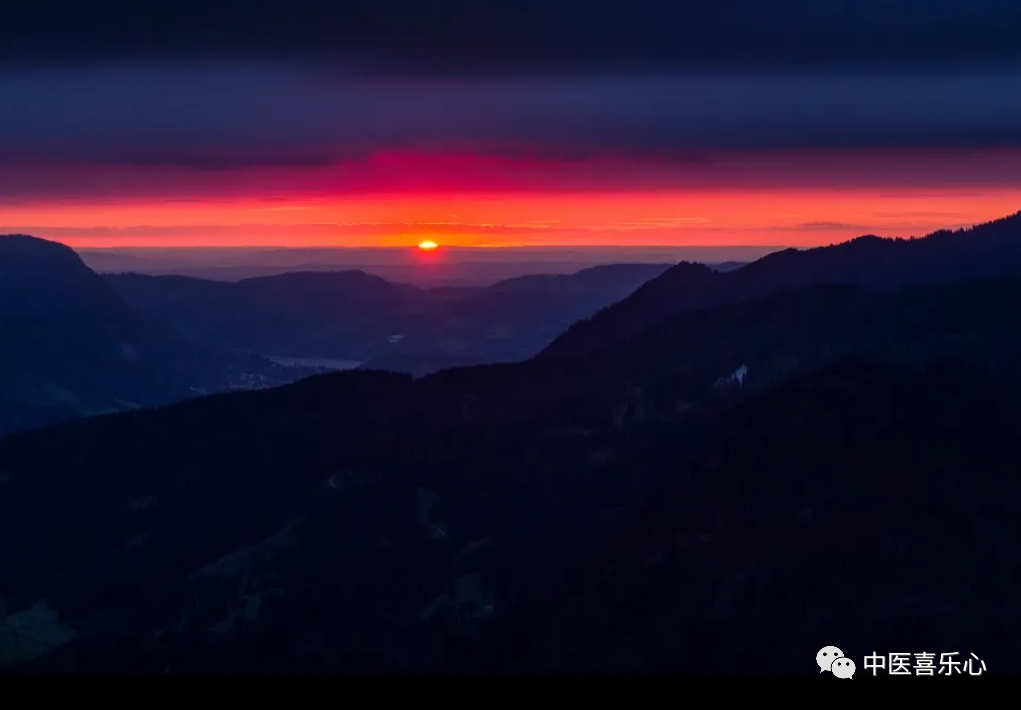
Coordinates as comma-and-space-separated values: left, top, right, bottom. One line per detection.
540, 211, 1021, 359
104, 262, 673, 374
0, 234, 317, 436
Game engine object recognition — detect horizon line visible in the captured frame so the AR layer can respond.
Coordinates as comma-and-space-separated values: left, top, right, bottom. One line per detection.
72, 243, 795, 251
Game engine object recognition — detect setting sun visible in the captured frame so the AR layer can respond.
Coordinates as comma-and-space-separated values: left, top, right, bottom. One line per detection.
418, 240, 439, 250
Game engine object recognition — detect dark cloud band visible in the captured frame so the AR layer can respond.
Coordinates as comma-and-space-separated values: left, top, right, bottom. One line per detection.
2, 69, 1021, 170
3, 1, 1021, 73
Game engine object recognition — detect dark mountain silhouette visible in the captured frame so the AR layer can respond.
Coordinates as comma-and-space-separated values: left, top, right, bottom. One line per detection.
540, 211, 1021, 359
0, 235, 316, 436
459, 360, 1021, 672
4, 269, 1021, 671
0, 235, 134, 321
106, 263, 672, 374
573, 274, 1021, 396
363, 263, 675, 373
105, 270, 408, 358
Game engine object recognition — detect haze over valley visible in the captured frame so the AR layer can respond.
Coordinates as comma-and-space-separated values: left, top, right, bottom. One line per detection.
78, 246, 767, 286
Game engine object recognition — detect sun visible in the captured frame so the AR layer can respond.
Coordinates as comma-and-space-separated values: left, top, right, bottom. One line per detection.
417, 240, 439, 251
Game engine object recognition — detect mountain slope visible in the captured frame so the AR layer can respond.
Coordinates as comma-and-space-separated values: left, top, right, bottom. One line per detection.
459, 361, 1021, 672
361, 263, 674, 373
105, 270, 407, 357
540, 211, 1021, 359
0, 363, 702, 671
574, 274, 1021, 399
3, 358, 1019, 671
0, 235, 134, 321
0, 235, 310, 436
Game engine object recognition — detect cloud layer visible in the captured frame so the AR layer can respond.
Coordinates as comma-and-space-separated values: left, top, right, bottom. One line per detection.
3, 67, 1021, 172
4, 1, 1021, 74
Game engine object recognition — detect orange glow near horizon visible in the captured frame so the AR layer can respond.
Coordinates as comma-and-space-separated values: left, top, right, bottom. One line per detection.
3, 187, 1021, 250
2, 149, 1021, 249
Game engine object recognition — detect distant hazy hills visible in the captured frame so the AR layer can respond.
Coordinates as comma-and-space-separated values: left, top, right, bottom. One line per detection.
541, 211, 1021, 359
105, 263, 673, 375
77, 246, 769, 287
0, 235, 315, 436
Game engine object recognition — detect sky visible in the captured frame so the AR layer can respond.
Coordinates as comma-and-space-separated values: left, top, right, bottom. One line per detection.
3, 1, 1021, 250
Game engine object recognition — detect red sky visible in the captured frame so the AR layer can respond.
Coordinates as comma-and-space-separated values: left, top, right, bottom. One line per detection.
3, 149, 1021, 249
4, 66, 1021, 251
